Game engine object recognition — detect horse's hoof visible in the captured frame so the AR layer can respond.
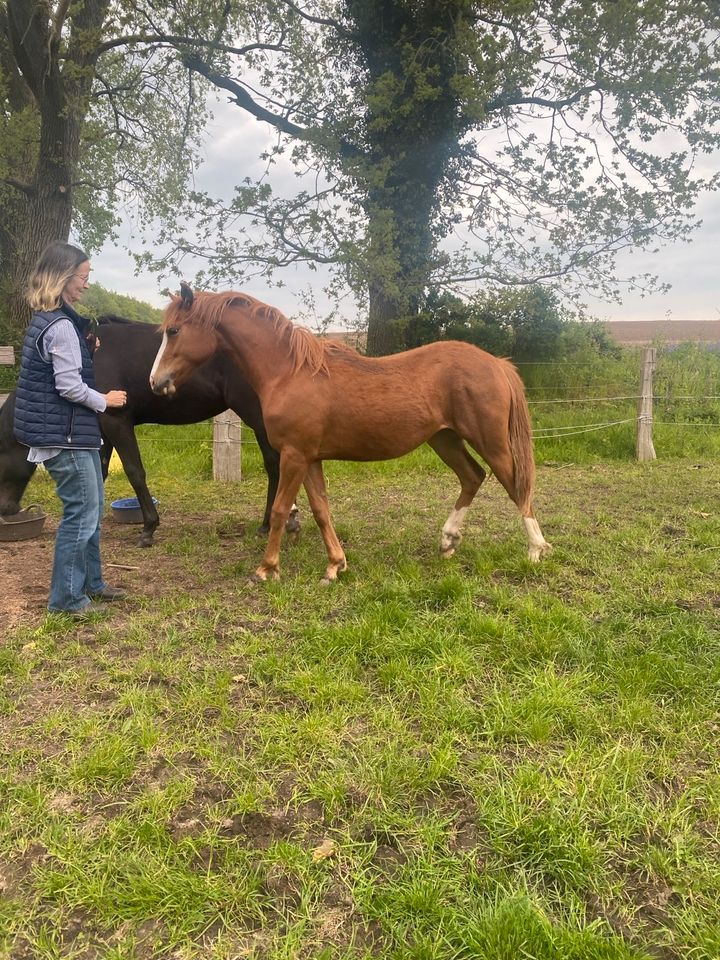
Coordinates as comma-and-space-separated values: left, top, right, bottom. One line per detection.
253, 567, 280, 582
320, 572, 342, 586
528, 541, 552, 563
440, 531, 461, 556
321, 559, 347, 584
256, 524, 269, 537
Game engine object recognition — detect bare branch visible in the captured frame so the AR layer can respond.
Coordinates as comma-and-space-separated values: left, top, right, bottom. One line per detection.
183, 55, 309, 138
94, 32, 288, 57
50, 0, 71, 48
277, 0, 348, 33
487, 85, 600, 113
1, 176, 36, 197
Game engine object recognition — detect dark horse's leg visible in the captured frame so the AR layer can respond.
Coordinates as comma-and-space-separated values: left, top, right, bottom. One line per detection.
99, 433, 113, 480
100, 413, 159, 547
230, 405, 300, 538
0, 392, 37, 515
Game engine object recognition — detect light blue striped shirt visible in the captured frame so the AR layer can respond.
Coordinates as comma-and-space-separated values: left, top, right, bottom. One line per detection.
28, 317, 107, 464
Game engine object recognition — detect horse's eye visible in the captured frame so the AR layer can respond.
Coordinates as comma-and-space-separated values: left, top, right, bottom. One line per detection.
166, 327, 179, 337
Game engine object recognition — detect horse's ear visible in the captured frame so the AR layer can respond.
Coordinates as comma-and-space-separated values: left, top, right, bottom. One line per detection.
179, 281, 194, 308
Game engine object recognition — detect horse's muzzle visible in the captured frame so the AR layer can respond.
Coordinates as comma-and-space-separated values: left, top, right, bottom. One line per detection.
150, 375, 176, 397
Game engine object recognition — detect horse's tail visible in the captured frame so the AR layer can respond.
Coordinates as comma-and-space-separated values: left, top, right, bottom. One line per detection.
501, 359, 535, 515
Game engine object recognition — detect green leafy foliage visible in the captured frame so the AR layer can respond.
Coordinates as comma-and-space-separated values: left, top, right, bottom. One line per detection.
404, 286, 618, 363
0, 0, 208, 339
81, 284, 163, 325
0, 285, 162, 391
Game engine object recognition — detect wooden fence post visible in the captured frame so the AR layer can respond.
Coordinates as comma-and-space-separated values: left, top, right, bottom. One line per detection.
213, 410, 242, 481
0, 345, 14, 411
636, 346, 656, 462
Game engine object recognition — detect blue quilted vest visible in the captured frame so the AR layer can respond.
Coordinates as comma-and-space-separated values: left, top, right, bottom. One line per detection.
14, 306, 102, 449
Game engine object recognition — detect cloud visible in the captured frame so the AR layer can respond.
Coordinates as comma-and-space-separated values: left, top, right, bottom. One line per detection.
591, 190, 720, 321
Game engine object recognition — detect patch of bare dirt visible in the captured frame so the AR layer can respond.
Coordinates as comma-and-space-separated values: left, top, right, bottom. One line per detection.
0, 525, 56, 632
0, 510, 250, 637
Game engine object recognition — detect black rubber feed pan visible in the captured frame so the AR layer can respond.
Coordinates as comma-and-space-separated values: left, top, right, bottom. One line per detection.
0, 504, 47, 541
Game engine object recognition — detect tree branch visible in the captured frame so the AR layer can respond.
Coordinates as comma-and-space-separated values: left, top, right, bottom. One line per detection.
277, 0, 348, 33
50, 0, 71, 48
182, 55, 365, 161
94, 32, 288, 57
1, 176, 36, 197
184, 55, 307, 136
487, 85, 600, 113
6, 0, 50, 99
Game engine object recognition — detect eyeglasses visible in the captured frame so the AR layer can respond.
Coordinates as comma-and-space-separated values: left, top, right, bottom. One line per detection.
74, 273, 90, 283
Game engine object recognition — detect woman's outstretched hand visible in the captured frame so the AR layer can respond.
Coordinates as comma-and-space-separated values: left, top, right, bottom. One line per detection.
104, 390, 128, 408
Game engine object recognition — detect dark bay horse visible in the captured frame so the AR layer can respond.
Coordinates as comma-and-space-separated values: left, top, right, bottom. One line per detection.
0, 315, 297, 546
150, 284, 551, 582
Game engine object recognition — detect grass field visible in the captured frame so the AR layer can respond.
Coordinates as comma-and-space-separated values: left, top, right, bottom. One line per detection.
2, 418, 720, 958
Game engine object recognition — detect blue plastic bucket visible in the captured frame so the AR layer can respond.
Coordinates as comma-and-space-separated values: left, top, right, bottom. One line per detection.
110, 496, 158, 524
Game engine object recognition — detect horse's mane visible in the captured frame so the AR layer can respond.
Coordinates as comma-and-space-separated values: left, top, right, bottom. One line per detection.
164, 290, 359, 377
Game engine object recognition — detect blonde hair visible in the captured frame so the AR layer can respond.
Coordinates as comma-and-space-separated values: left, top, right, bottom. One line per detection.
26, 241, 89, 312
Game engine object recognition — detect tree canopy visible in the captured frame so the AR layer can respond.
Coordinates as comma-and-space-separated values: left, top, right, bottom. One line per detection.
81, 283, 163, 325
137, 0, 720, 353
404, 286, 619, 363
2, 1, 719, 355
0, 0, 207, 341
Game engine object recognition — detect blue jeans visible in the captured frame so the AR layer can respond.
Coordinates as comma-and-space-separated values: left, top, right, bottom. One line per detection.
44, 449, 107, 612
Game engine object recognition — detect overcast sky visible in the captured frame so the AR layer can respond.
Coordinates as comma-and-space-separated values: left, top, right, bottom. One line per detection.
89, 97, 720, 325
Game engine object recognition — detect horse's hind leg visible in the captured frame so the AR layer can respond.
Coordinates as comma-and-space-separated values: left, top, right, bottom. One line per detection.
482, 446, 551, 562
428, 429, 487, 557
303, 460, 347, 583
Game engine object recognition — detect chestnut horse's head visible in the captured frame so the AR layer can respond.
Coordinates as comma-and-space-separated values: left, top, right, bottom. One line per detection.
150, 282, 220, 396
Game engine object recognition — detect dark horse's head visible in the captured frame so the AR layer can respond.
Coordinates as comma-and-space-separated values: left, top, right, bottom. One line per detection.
150, 282, 222, 396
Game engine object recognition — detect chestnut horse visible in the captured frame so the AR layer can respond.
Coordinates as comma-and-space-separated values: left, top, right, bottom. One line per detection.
150, 283, 551, 582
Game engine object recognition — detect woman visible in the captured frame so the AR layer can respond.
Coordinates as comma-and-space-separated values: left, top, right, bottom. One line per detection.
14, 241, 128, 618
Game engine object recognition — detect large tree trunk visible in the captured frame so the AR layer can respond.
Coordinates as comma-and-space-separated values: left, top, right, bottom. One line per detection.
362, 156, 450, 355
7, 188, 74, 338
3, 0, 110, 340
366, 285, 405, 356
348, 0, 467, 356
363, 194, 436, 355
7, 90, 79, 335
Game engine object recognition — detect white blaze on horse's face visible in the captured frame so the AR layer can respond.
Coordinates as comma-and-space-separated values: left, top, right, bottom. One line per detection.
149, 330, 176, 396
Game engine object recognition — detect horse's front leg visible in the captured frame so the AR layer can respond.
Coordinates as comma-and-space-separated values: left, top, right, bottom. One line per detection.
303, 461, 346, 584
255, 449, 308, 581
100, 413, 159, 548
